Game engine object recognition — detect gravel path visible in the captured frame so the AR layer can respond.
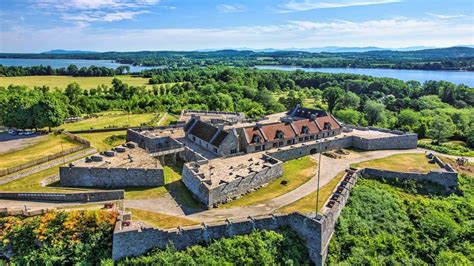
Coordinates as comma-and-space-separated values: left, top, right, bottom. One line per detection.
0, 148, 97, 185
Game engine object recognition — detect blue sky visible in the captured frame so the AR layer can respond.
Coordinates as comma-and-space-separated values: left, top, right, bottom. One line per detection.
0, 0, 473, 52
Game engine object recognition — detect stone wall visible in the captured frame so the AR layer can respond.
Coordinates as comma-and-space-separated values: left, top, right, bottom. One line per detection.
60, 167, 164, 188
182, 156, 283, 208
112, 212, 325, 265
0, 190, 124, 202
269, 136, 353, 162
360, 167, 458, 190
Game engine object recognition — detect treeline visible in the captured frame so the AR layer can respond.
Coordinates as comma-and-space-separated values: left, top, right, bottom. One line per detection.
1, 46, 473, 70
0, 64, 131, 77
1, 67, 473, 147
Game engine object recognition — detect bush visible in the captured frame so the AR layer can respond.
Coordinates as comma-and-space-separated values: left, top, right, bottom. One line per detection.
328, 177, 474, 265
119, 228, 310, 265
0, 210, 118, 264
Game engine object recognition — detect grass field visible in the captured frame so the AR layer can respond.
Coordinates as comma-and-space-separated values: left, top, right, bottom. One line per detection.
77, 131, 127, 152
352, 153, 440, 173
0, 75, 154, 90
277, 172, 345, 214
57, 112, 159, 131
220, 156, 317, 208
0, 133, 82, 170
129, 208, 199, 229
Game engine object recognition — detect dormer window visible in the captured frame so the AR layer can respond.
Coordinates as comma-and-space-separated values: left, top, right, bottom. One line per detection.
301, 126, 309, 134
324, 122, 332, 130
276, 130, 285, 140
252, 134, 261, 143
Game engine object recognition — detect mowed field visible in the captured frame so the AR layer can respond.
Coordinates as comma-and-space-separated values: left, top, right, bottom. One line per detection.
0, 75, 153, 90
57, 112, 159, 131
0, 133, 82, 170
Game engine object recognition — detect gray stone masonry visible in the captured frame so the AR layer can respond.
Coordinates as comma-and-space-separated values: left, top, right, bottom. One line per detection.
0, 190, 124, 202
112, 212, 325, 265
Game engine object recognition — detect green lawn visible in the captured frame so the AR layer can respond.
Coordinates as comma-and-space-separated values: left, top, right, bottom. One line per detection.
129, 208, 199, 229
352, 153, 440, 173
277, 171, 345, 214
0, 75, 154, 90
220, 156, 317, 208
77, 131, 127, 152
0, 133, 82, 170
57, 112, 158, 131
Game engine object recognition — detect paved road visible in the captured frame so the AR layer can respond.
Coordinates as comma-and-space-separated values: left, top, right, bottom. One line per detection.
1, 148, 471, 221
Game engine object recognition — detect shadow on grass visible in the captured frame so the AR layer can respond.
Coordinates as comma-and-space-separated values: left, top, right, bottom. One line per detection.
163, 158, 206, 215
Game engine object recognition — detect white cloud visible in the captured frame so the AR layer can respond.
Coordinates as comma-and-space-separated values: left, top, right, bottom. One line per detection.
33, 0, 158, 24
279, 0, 402, 12
1, 16, 473, 52
426, 13, 467, 19
217, 4, 247, 13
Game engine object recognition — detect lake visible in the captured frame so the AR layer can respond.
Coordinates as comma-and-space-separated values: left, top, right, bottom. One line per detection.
1, 58, 472, 86
0, 58, 157, 72
255, 65, 474, 87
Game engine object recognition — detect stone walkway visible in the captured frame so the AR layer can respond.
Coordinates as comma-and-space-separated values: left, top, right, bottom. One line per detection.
0, 148, 97, 185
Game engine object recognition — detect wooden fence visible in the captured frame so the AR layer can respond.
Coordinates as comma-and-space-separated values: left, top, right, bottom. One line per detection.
0, 133, 91, 177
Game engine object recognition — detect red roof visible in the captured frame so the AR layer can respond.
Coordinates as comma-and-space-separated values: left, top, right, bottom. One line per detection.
316, 115, 340, 130
291, 119, 320, 135
245, 127, 265, 144
260, 122, 296, 142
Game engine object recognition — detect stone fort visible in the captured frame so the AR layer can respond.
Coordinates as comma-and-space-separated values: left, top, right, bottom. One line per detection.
60, 105, 418, 208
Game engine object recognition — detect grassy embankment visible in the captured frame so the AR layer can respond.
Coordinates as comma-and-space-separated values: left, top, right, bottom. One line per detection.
277, 171, 345, 214
57, 112, 159, 132
220, 156, 317, 208
418, 138, 474, 157
0, 133, 82, 171
351, 153, 440, 173
128, 209, 199, 229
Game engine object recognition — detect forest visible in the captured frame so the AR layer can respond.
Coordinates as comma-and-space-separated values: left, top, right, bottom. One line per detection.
1, 67, 473, 150
0, 46, 473, 71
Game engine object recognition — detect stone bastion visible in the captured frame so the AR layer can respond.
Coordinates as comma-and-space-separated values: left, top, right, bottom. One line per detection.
59, 142, 164, 188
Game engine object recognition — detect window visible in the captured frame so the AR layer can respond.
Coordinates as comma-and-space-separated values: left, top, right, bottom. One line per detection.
273, 142, 278, 148
252, 134, 261, 143
324, 122, 332, 130
287, 140, 292, 145
299, 137, 303, 142
213, 148, 217, 153
192, 136, 196, 141
279, 141, 283, 146
304, 136, 309, 141
310, 135, 315, 140
230, 149, 237, 154
276, 130, 284, 140
255, 145, 262, 151
301, 126, 309, 134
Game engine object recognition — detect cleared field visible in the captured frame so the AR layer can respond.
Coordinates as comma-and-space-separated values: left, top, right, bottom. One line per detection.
220, 156, 317, 208
0, 133, 82, 170
0, 75, 153, 90
352, 153, 439, 173
277, 172, 345, 214
57, 112, 158, 131
130, 208, 199, 229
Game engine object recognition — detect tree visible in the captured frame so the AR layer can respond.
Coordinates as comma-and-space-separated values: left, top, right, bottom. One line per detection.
334, 109, 366, 126
466, 126, 474, 148
364, 100, 387, 126
396, 109, 421, 132
336, 91, 360, 111
64, 82, 82, 105
428, 113, 455, 144
322, 87, 344, 114
33, 93, 68, 131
